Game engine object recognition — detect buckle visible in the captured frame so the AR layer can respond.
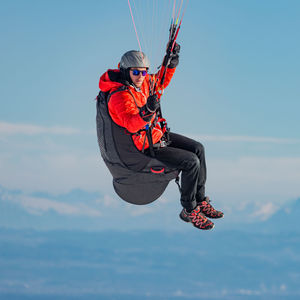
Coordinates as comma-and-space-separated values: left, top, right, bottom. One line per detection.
160, 140, 167, 148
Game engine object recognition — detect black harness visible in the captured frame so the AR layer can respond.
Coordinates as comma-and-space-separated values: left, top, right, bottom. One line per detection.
95, 86, 180, 205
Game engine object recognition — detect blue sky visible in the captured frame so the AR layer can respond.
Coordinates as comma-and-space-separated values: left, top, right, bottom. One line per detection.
1, 0, 300, 230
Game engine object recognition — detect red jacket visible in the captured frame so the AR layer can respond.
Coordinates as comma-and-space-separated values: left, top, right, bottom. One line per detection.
99, 66, 176, 151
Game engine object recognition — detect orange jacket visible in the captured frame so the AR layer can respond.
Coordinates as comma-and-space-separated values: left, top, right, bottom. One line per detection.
99, 66, 176, 151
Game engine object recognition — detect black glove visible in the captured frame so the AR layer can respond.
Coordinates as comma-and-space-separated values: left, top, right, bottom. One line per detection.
139, 94, 160, 122
163, 42, 180, 68
172, 42, 181, 56
146, 94, 160, 112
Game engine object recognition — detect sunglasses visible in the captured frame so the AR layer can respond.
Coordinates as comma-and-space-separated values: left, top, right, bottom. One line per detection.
131, 69, 148, 76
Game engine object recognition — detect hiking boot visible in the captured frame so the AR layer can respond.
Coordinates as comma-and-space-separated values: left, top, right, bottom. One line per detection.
179, 206, 214, 230
198, 197, 224, 219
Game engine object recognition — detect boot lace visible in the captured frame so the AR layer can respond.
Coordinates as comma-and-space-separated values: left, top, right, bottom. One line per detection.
189, 207, 208, 226
199, 198, 222, 217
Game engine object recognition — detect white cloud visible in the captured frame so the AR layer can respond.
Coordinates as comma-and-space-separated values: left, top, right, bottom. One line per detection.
0, 151, 112, 194
100, 194, 121, 208
2, 120, 300, 144
126, 204, 156, 216
2, 193, 101, 217
191, 134, 300, 144
237, 289, 261, 296
207, 156, 300, 207
173, 290, 184, 296
280, 284, 287, 292
0, 121, 81, 136
251, 202, 279, 221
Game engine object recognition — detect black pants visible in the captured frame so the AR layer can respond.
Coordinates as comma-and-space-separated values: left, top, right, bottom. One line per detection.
153, 132, 207, 211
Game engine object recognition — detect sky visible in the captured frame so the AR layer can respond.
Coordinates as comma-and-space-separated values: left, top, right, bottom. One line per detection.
0, 0, 300, 231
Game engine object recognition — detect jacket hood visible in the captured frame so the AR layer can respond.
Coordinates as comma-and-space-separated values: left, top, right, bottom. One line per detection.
99, 69, 130, 92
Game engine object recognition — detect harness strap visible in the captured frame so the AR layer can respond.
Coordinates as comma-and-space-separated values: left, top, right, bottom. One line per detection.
145, 126, 155, 157
126, 88, 140, 109
125, 87, 156, 157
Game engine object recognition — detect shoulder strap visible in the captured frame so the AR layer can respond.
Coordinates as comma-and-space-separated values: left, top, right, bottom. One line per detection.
107, 85, 128, 101
107, 86, 140, 111
126, 88, 140, 110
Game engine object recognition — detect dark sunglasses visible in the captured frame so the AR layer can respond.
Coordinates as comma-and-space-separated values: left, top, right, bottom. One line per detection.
131, 69, 148, 76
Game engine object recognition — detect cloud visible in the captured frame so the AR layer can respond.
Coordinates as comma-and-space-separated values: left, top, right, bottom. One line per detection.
126, 205, 156, 216
0, 121, 81, 136
237, 289, 261, 296
99, 194, 121, 208
0, 186, 170, 223
208, 156, 300, 201
2, 193, 101, 217
191, 134, 300, 144
2, 120, 300, 144
204, 156, 300, 223
0, 150, 113, 194
251, 202, 279, 221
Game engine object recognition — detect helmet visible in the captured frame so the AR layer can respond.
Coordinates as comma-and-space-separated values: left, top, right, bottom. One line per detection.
120, 50, 150, 69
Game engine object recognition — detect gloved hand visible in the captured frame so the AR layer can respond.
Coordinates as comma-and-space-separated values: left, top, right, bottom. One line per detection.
146, 94, 160, 112
139, 94, 160, 122
163, 42, 180, 68
172, 42, 181, 56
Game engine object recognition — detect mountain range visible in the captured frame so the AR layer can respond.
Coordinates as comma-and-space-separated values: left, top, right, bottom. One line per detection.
1, 185, 299, 233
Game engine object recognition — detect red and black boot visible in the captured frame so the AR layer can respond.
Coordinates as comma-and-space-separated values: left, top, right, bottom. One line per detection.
179, 206, 214, 230
198, 197, 224, 219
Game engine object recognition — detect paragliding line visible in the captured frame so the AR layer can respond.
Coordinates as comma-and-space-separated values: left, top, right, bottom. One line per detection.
176, 0, 184, 22
166, 0, 189, 67
128, 0, 142, 53
152, 0, 188, 95
172, 0, 177, 21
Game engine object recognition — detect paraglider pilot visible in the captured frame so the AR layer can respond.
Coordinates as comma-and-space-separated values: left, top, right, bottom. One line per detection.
99, 44, 224, 230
